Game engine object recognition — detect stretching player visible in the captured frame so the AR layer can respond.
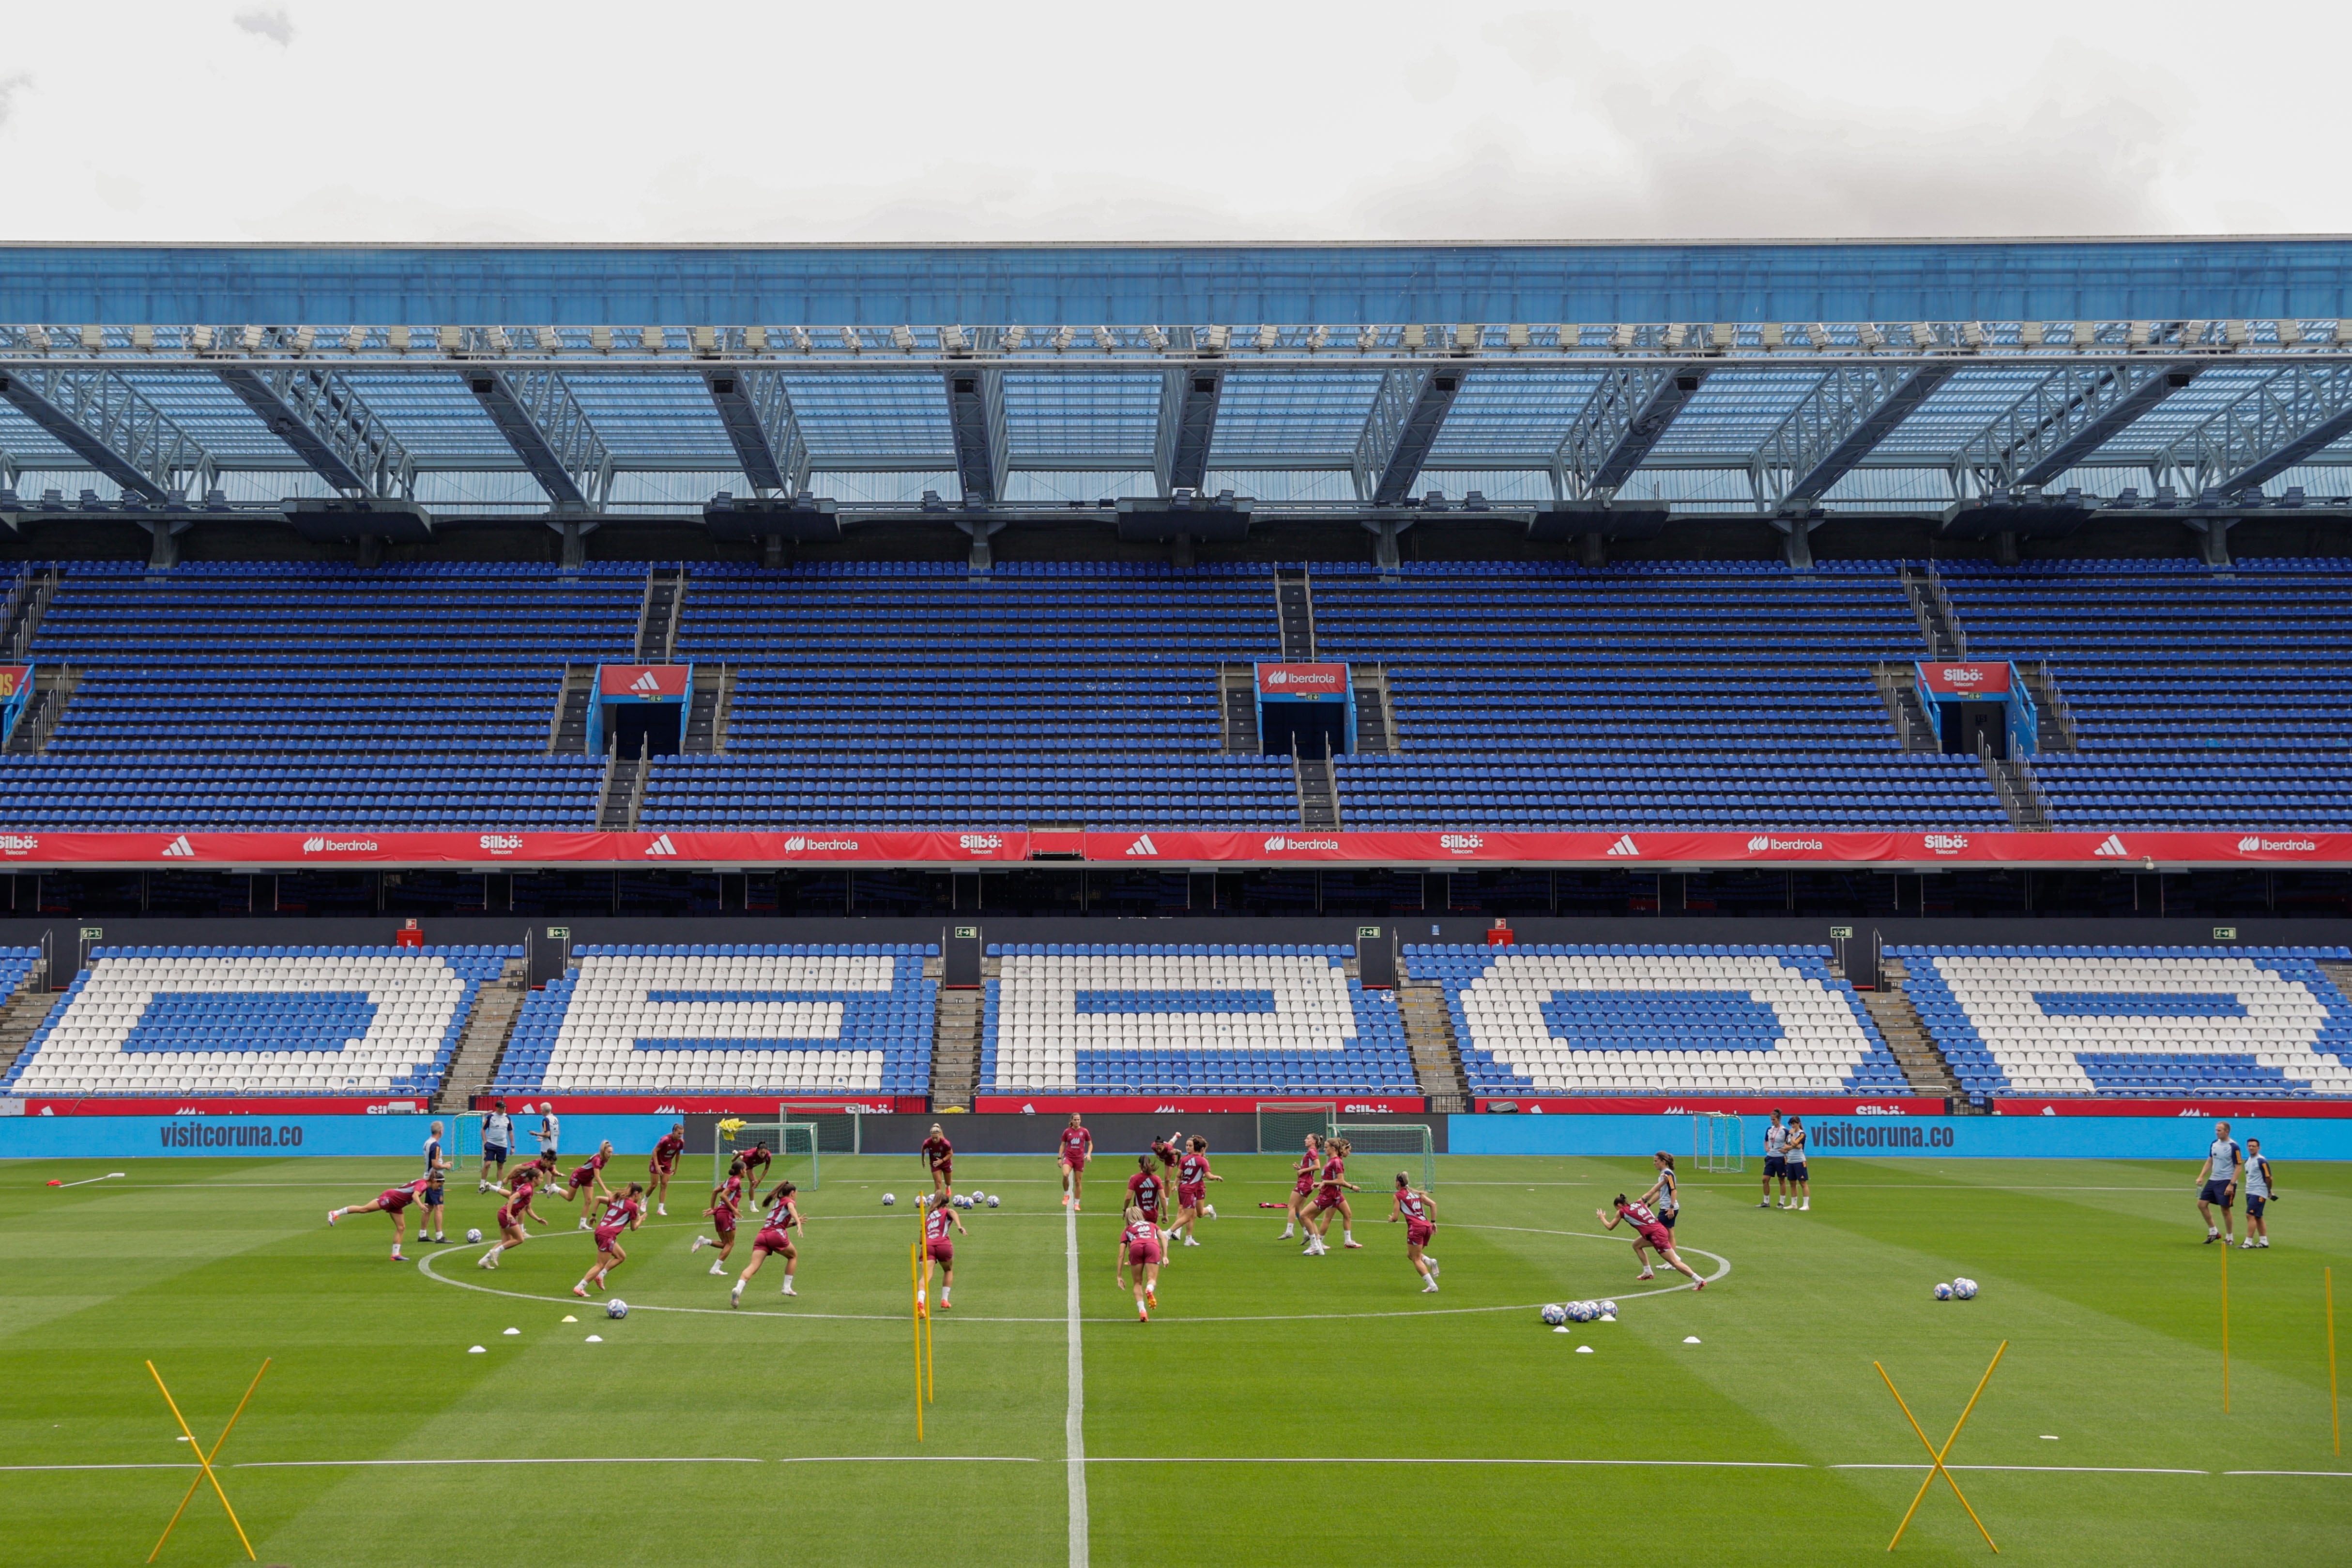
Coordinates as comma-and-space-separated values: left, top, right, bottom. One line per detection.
327, 1176, 430, 1262
1638, 1151, 1681, 1238
2196, 1120, 2243, 1245
1599, 1194, 1705, 1290
732, 1179, 803, 1304
919, 1190, 967, 1311
737, 1140, 774, 1203
693, 1157, 749, 1275
1153, 1127, 1182, 1183
921, 1124, 955, 1200
564, 1140, 616, 1228
1115, 1203, 1164, 1322
647, 1121, 686, 1216
1388, 1172, 1440, 1292
478, 1168, 545, 1269
418, 1120, 452, 1244
477, 1098, 514, 1192
1126, 1155, 1168, 1247
2241, 1137, 2276, 1248
576, 1181, 646, 1298
1277, 1132, 1324, 1240
1058, 1113, 1093, 1211
1301, 1137, 1361, 1254
1169, 1136, 1222, 1247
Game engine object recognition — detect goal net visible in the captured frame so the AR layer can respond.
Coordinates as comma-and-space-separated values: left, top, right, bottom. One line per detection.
715, 1120, 821, 1191
1693, 1112, 1744, 1173
1256, 1099, 1337, 1154
1334, 1123, 1435, 1192
779, 1104, 867, 1155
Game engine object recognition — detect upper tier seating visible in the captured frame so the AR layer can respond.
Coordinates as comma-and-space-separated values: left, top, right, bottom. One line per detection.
1410, 944, 1911, 1097
1942, 561, 2352, 827
0, 946, 43, 1003
1894, 945, 2352, 1101
487, 944, 936, 1096
979, 944, 1412, 1095
0, 945, 515, 1098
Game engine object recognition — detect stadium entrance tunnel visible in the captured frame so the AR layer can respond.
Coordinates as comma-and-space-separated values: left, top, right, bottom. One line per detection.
1940, 702, 2007, 760
1262, 700, 1347, 758
610, 702, 681, 758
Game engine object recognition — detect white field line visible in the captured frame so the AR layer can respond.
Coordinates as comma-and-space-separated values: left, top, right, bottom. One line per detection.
1065, 1196, 1089, 1568
3, 1457, 2329, 1477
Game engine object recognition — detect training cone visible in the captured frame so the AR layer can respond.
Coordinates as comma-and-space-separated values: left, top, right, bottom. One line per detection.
468, 1345, 486, 1354
1576, 1345, 1594, 1354
1684, 1336, 1702, 1344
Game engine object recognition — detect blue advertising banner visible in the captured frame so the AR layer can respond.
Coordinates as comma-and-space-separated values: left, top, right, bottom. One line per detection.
1448, 1111, 2352, 1161
0, 1113, 676, 1160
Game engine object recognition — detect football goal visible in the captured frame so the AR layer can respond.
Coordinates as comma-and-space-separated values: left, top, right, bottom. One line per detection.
779, 1104, 869, 1155
1694, 1112, 1744, 1173
1334, 1122, 1435, 1192
714, 1119, 821, 1190
1256, 1099, 1337, 1155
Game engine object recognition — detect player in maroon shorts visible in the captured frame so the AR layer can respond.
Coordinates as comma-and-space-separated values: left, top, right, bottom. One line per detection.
1058, 1113, 1094, 1211
1387, 1172, 1441, 1292
1151, 1129, 1181, 1183
478, 1170, 546, 1269
920, 1124, 955, 1200
327, 1177, 430, 1261
918, 1190, 967, 1311
1125, 1155, 1168, 1247
732, 1179, 804, 1304
736, 1140, 774, 1203
1301, 1138, 1361, 1255
692, 1157, 748, 1276
1277, 1132, 1324, 1240
1169, 1136, 1223, 1248
1114, 1203, 1165, 1322
1598, 1194, 1705, 1289
563, 1140, 616, 1230
576, 1181, 646, 1298
499, 1148, 560, 1198
647, 1122, 687, 1217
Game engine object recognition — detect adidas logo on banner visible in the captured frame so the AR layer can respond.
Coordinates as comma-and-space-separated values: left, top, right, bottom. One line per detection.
644, 835, 678, 856
1604, 835, 1640, 856
1126, 835, 1158, 856
160, 835, 196, 857
629, 670, 663, 693
2093, 834, 2129, 857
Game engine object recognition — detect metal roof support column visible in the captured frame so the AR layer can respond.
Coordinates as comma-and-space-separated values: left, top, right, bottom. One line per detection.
0, 367, 215, 502
467, 370, 611, 511
703, 369, 807, 496
2163, 363, 2352, 496
1362, 368, 1466, 507
1965, 363, 2204, 489
1755, 363, 1960, 513
1160, 367, 1225, 495
214, 365, 415, 497
1557, 366, 1709, 498
944, 368, 1006, 506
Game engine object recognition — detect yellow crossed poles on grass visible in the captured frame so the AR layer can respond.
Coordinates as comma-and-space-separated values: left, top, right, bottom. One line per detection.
146, 1358, 270, 1562
1876, 1341, 2007, 1553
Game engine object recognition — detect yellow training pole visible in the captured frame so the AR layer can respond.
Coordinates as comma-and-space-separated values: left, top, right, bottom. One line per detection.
1877, 1340, 2007, 1553
2221, 1233, 2231, 1413
911, 1238, 924, 1443
148, 1359, 270, 1563
145, 1362, 257, 1562
2329, 1267, 2340, 1457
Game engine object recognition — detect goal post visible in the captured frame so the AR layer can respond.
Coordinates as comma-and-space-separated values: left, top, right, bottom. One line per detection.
1694, 1112, 1745, 1173
714, 1119, 821, 1191
451, 1111, 486, 1165
1256, 1099, 1338, 1155
779, 1104, 866, 1155
1334, 1122, 1435, 1192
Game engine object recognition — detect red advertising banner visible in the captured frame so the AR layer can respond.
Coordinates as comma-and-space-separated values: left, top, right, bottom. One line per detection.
1986, 1097, 2352, 1120
469, 1093, 925, 1115
1472, 1094, 1949, 1115
19, 1096, 433, 1117
1917, 661, 2013, 695
598, 663, 690, 700
975, 1092, 1427, 1115
1255, 662, 1349, 699
0, 665, 28, 699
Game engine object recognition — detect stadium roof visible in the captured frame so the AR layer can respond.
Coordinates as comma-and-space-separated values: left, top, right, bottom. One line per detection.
3, 240, 2352, 528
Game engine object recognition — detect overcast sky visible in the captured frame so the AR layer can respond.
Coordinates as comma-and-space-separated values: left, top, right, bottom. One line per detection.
0, 0, 2339, 244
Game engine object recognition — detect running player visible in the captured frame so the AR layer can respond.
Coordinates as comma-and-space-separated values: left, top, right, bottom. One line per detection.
1598, 1193, 1706, 1289
1126, 1155, 1168, 1245
2241, 1136, 2276, 1249
1387, 1172, 1440, 1292
1638, 1151, 1681, 1237
564, 1139, 616, 1229
1278, 1132, 1324, 1241
921, 1124, 955, 1200
1115, 1203, 1164, 1322
692, 1157, 749, 1275
575, 1181, 646, 1298
477, 1166, 546, 1269
1169, 1136, 1222, 1247
918, 1190, 967, 1311
737, 1139, 774, 1203
1301, 1137, 1361, 1255
476, 1097, 513, 1192
2196, 1120, 2244, 1245
327, 1176, 430, 1262
647, 1121, 686, 1217
418, 1119, 452, 1244
732, 1179, 804, 1304
1152, 1128, 1182, 1184
1781, 1115, 1811, 1211
1759, 1109, 1786, 1208
1058, 1113, 1094, 1211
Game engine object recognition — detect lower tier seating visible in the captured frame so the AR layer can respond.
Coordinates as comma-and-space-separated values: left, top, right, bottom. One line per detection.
980, 944, 1411, 1094
488, 944, 937, 1096
1409, 944, 1910, 1096
1894, 945, 2352, 1101
0, 945, 515, 1098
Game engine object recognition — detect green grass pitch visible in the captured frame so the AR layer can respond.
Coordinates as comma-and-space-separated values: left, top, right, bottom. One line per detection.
2, 1151, 2347, 1566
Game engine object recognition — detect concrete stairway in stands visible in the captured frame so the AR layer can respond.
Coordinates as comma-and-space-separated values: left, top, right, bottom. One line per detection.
0, 974, 64, 1084
1397, 978, 1468, 1113
1858, 955, 1963, 1102
931, 989, 983, 1110
434, 958, 527, 1112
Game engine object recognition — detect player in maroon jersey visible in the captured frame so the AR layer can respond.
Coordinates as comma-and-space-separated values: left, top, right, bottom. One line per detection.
327, 1176, 430, 1262
1168, 1136, 1223, 1248
477, 1169, 546, 1270
1599, 1194, 1706, 1290
1114, 1203, 1165, 1322
1151, 1128, 1182, 1183
921, 1124, 955, 1200
562, 1140, 616, 1230
1125, 1155, 1168, 1245
918, 1190, 967, 1311
647, 1122, 687, 1217
497, 1148, 560, 1198
732, 1179, 804, 1304
736, 1140, 774, 1203
1058, 1113, 1094, 1211
1300, 1137, 1361, 1255
1277, 1132, 1324, 1240
1387, 1172, 1441, 1293
692, 1157, 748, 1276
576, 1181, 647, 1298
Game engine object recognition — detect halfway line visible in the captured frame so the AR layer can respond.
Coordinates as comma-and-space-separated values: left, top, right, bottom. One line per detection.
1065, 1195, 1088, 1568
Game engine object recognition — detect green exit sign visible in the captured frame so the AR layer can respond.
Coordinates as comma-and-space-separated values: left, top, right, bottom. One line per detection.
954, 926, 979, 940
79, 927, 102, 940
1829, 926, 1854, 939
2214, 926, 2238, 941
545, 927, 570, 940
1358, 926, 1383, 939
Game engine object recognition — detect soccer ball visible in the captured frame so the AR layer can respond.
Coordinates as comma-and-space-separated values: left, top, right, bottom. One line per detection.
606, 1300, 628, 1319
1935, 1282, 1955, 1301
1541, 1303, 1569, 1326
953, 1194, 973, 1210
986, 1194, 1001, 1208
1598, 1299, 1618, 1317
464, 1228, 483, 1244
1953, 1278, 1979, 1300
1565, 1301, 1590, 1323
882, 1193, 896, 1206
968, 1189, 984, 1203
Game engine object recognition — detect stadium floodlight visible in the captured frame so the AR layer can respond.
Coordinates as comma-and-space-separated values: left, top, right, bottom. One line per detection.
385, 325, 409, 352
692, 325, 719, 355
891, 325, 917, 350
642, 325, 666, 352
183, 324, 214, 351
482, 326, 508, 354
2126, 320, 2153, 349
342, 325, 368, 352
1609, 323, 1636, 351
1908, 322, 1937, 349
1357, 325, 1380, 350
1806, 321, 1836, 350
537, 326, 565, 352
2277, 319, 2306, 346
130, 325, 154, 350
2017, 321, 2044, 347
1661, 323, 1687, 350
1759, 322, 1785, 349
1201, 323, 1229, 352
1401, 323, 1427, 350
1095, 325, 1118, 351
1505, 323, 1529, 348
1453, 322, 1481, 350
743, 326, 769, 353
840, 326, 865, 352
2224, 319, 2249, 346
940, 324, 969, 353
790, 326, 814, 352
241, 325, 266, 352
1256, 324, 1280, 351
1959, 321, 1985, 349
589, 326, 613, 352
1142, 325, 1168, 351
1308, 324, 1329, 350
77, 324, 103, 351
1709, 322, 1735, 350
436, 325, 463, 354
2070, 320, 2096, 348
1857, 323, 1884, 350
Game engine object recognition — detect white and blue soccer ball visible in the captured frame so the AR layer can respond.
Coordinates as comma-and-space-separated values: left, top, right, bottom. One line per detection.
953, 1193, 973, 1210
986, 1193, 1001, 1208
464, 1227, 483, 1244
1541, 1303, 1570, 1326
1598, 1300, 1618, 1318
1566, 1301, 1591, 1323
1953, 1277, 1979, 1300
967, 1189, 984, 1203
1935, 1282, 1955, 1301
882, 1193, 896, 1206
606, 1299, 628, 1319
